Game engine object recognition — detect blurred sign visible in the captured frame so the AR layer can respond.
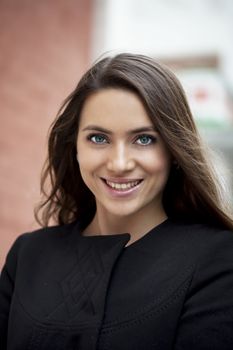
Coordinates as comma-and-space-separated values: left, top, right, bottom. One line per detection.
177, 68, 232, 128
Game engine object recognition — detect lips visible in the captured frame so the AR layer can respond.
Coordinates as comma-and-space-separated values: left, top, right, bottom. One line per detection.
102, 178, 143, 191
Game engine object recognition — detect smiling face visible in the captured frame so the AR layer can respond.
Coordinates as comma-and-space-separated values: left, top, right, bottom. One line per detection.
77, 88, 171, 222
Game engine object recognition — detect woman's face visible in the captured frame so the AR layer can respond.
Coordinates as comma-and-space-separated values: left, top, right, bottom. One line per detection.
77, 88, 171, 219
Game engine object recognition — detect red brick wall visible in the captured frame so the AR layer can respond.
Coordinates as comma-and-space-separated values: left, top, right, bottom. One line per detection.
0, 0, 93, 268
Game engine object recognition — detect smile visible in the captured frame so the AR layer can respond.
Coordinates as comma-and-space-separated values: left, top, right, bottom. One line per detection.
101, 178, 143, 194
106, 180, 141, 190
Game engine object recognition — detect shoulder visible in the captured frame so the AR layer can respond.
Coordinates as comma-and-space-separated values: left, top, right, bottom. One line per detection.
154, 219, 233, 274
172, 222, 233, 348
166, 219, 233, 253
169, 220, 233, 288
17, 220, 78, 244
4, 221, 80, 273
153, 219, 233, 253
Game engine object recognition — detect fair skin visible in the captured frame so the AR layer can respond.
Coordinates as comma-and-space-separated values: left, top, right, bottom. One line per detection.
77, 88, 171, 244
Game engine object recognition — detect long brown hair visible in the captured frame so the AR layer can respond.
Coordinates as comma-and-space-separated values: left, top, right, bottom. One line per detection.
35, 53, 233, 230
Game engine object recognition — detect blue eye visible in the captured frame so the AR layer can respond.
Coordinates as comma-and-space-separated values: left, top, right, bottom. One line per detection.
89, 134, 108, 144
136, 135, 155, 146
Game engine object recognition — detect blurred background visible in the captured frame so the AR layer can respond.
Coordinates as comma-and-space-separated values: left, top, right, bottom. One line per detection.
0, 0, 233, 268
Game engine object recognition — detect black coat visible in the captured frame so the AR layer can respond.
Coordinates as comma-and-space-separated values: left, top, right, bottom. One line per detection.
1, 219, 233, 350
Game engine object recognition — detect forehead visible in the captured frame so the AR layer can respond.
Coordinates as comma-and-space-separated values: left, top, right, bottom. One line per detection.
79, 88, 153, 130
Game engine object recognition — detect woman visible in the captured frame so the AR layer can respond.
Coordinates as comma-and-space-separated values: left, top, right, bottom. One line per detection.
0, 53, 233, 350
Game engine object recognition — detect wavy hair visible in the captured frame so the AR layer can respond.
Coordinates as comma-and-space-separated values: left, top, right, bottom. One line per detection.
35, 53, 233, 230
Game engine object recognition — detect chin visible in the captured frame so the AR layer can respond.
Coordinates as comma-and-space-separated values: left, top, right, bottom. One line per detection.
101, 202, 145, 219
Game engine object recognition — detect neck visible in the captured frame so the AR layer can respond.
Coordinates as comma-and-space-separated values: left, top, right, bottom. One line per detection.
82, 205, 167, 245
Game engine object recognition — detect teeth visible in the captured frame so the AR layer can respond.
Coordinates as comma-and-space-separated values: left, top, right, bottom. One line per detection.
106, 180, 140, 190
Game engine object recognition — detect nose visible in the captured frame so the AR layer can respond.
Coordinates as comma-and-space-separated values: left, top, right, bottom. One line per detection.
107, 143, 135, 173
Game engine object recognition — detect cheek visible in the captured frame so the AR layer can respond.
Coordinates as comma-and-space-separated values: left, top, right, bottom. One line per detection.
78, 156, 97, 193
78, 148, 105, 177
141, 149, 171, 176
78, 153, 94, 170
77, 140, 96, 170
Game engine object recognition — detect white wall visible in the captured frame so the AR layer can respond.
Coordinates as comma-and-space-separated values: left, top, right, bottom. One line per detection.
92, 0, 233, 93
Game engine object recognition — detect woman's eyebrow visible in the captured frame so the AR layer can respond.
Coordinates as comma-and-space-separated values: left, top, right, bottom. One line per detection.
81, 125, 156, 134
81, 125, 113, 134
128, 126, 156, 134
